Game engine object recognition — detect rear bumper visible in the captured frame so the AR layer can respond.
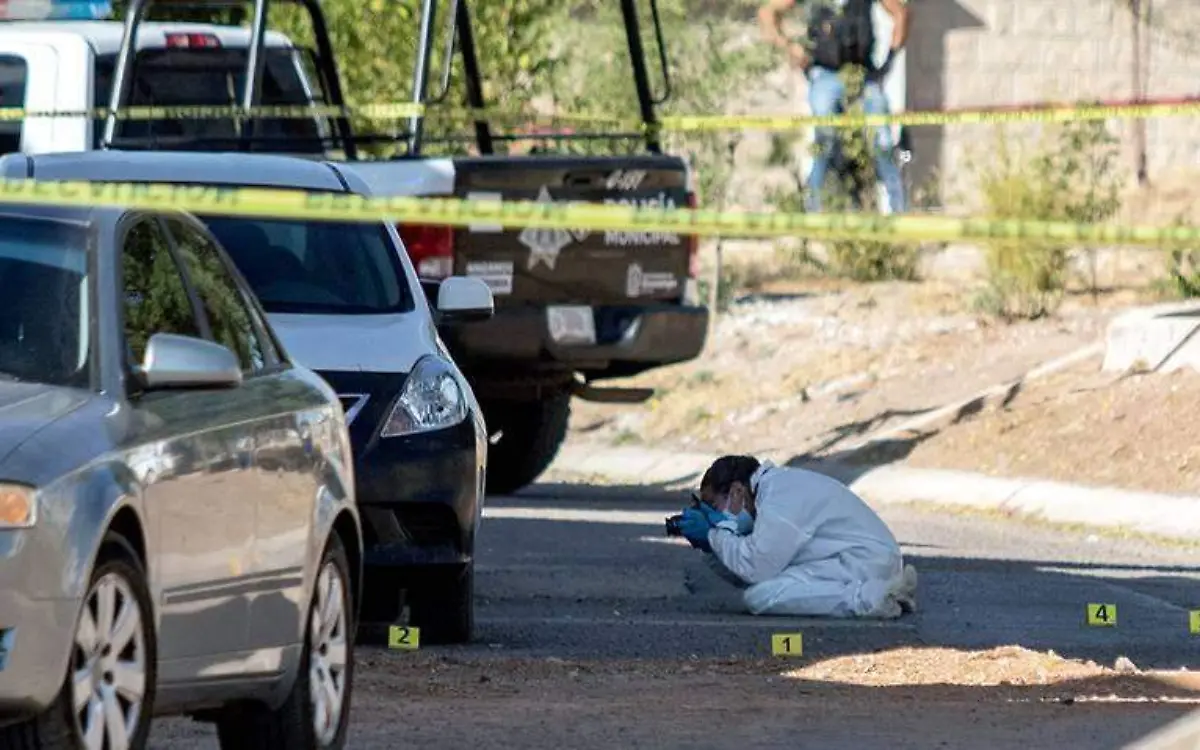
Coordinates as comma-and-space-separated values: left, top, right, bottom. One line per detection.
353, 415, 483, 570
442, 302, 709, 376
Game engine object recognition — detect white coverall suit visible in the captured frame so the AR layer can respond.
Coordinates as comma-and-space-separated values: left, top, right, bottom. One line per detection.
705, 462, 917, 618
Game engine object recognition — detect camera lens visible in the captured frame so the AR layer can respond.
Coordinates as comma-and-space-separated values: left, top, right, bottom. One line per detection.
664, 514, 684, 537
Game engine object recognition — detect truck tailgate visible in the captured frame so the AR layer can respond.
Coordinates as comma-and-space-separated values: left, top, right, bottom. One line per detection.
450, 155, 693, 306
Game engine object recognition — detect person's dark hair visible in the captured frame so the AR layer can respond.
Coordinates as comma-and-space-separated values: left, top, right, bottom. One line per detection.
700, 455, 761, 496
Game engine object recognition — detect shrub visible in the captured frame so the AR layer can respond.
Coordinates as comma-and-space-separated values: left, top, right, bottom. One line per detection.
1154, 219, 1200, 299
969, 118, 1124, 320
1161, 247, 1200, 298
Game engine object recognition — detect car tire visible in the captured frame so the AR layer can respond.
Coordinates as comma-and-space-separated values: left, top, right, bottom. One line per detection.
0, 532, 157, 750
216, 534, 355, 750
483, 393, 571, 495
407, 562, 474, 645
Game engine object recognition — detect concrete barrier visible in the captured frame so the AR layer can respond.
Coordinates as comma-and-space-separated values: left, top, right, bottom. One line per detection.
1102, 301, 1200, 374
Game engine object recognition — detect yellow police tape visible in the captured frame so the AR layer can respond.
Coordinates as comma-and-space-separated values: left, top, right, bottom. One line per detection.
0, 103, 426, 122
4, 99, 1200, 131
4, 178, 1199, 247
658, 100, 1200, 131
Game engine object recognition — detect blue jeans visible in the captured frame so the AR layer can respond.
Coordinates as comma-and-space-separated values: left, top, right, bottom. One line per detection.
805, 65, 906, 213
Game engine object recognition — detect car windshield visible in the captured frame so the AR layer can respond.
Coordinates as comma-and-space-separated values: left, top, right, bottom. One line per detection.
0, 214, 90, 387
92, 48, 327, 153
200, 216, 415, 315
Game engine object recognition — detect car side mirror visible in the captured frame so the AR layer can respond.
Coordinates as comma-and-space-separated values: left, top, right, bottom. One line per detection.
420, 278, 441, 308
436, 276, 494, 323
137, 333, 243, 390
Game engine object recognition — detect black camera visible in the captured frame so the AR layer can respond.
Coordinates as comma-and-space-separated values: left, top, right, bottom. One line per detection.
664, 514, 685, 537
666, 492, 705, 537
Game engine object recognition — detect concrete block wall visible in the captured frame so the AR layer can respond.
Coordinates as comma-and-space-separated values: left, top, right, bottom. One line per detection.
906, 0, 1200, 211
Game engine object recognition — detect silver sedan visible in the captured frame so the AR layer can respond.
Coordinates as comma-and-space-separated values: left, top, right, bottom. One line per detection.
0, 205, 362, 750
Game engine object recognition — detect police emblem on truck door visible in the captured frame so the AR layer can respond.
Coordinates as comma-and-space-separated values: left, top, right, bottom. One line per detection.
518, 186, 589, 270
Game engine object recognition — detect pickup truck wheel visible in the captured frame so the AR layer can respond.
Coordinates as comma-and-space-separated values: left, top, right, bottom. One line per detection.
407, 563, 474, 645
483, 394, 570, 495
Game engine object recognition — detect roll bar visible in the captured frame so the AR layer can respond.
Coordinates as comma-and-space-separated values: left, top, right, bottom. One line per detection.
409, 0, 673, 155
102, 0, 673, 159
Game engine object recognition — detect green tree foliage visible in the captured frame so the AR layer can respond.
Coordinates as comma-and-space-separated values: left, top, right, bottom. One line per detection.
268, 0, 559, 155
266, 0, 774, 168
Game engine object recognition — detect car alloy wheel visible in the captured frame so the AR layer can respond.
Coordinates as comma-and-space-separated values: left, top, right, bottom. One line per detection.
71, 572, 148, 750
308, 559, 349, 745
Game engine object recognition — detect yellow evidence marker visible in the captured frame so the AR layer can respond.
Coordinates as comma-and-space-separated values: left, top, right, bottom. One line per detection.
1189, 611, 1200, 635
1086, 603, 1117, 627
771, 633, 803, 657
387, 625, 420, 650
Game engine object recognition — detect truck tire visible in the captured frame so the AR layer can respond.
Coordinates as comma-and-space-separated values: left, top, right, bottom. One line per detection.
407, 562, 474, 645
216, 534, 354, 750
483, 394, 571, 495
0, 532, 157, 750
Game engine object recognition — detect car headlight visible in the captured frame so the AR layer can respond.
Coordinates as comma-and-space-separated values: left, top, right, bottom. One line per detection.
0, 484, 35, 528
381, 356, 468, 438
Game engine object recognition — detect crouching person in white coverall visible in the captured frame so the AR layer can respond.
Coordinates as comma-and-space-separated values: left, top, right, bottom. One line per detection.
677, 455, 918, 618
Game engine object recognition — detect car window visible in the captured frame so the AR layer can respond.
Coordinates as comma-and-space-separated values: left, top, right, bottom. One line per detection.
91, 49, 326, 153
121, 218, 202, 367
0, 56, 27, 155
164, 218, 266, 373
201, 215, 414, 315
0, 214, 90, 387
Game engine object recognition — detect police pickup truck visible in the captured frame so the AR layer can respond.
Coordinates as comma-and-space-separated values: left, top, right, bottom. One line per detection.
1, 0, 710, 494
352, 0, 709, 493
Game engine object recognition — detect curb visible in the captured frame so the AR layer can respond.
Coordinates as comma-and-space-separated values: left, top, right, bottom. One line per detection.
548, 444, 1200, 543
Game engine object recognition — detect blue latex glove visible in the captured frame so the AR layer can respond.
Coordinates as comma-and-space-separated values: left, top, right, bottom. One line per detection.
678, 508, 713, 552
696, 501, 727, 528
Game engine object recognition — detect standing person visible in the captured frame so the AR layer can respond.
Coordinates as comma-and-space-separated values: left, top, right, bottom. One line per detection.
676, 455, 918, 618
758, 0, 910, 213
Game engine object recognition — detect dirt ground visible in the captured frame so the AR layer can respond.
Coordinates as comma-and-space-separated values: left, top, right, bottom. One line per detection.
570, 272, 1199, 495
152, 648, 1200, 748
900, 359, 1200, 496
335, 646, 1200, 749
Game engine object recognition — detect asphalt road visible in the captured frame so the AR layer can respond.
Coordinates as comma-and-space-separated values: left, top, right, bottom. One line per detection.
471, 480, 1200, 668
150, 478, 1200, 748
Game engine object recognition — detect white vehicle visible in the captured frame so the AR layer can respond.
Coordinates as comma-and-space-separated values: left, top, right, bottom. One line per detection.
0, 17, 334, 156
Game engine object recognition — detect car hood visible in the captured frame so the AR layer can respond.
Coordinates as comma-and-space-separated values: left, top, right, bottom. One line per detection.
0, 381, 91, 469
266, 312, 439, 374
